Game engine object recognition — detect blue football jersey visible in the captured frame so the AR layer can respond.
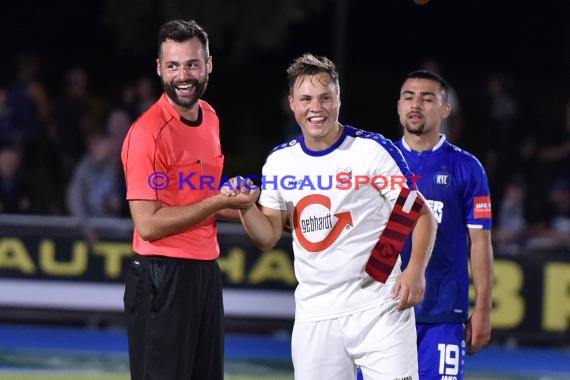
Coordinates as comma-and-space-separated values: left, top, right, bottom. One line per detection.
395, 135, 492, 323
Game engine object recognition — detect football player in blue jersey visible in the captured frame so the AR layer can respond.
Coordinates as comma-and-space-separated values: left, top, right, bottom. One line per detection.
394, 70, 494, 380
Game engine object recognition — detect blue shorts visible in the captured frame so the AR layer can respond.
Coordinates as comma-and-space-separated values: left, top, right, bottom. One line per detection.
416, 323, 465, 380
357, 323, 465, 380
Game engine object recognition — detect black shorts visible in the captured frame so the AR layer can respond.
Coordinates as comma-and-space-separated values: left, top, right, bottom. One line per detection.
123, 254, 224, 380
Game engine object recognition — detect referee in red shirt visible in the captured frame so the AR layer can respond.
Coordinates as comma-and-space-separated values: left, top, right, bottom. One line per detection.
121, 19, 258, 380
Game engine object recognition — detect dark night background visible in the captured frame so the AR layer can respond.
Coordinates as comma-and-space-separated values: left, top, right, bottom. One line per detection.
0, 0, 568, 190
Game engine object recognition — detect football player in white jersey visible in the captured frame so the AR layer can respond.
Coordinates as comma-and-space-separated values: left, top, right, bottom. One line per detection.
226, 54, 437, 380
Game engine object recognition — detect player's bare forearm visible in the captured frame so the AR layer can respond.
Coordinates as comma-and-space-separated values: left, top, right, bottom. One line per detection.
407, 203, 437, 273
394, 203, 437, 310
469, 229, 493, 312
215, 208, 242, 221
239, 205, 286, 251
467, 228, 493, 353
130, 193, 254, 241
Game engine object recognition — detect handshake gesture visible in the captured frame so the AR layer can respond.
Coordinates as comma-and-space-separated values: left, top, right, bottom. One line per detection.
219, 176, 260, 210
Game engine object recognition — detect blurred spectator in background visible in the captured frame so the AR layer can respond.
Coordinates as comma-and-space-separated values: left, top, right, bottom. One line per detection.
524, 98, 570, 226
67, 132, 122, 217
483, 73, 526, 203
105, 83, 137, 158
51, 67, 103, 182
104, 82, 138, 218
487, 74, 520, 152
0, 87, 15, 147
66, 132, 122, 248
493, 174, 528, 255
528, 176, 570, 250
537, 98, 570, 176
420, 58, 463, 143
7, 52, 50, 169
0, 147, 31, 214
133, 75, 158, 118
487, 74, 519, 128
48, 67, 104, 213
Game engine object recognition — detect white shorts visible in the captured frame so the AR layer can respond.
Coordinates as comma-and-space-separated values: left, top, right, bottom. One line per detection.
291, 301, 418, 380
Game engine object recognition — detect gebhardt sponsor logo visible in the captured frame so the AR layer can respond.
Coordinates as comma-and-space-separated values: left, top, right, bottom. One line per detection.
293, 194, 353, 252
300, 213, 333, 234
147, 172, 421, 191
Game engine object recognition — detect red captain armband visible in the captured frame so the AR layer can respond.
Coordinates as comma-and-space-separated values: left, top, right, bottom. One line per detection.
365, 187, 425, 283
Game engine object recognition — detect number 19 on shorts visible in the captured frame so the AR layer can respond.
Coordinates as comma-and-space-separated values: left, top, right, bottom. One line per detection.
437, 343, 459, 378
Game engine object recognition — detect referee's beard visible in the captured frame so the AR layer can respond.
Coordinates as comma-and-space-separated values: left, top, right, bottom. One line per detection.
162, 75, 209, 109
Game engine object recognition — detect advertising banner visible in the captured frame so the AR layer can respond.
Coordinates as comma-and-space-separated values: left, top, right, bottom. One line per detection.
0, 215, 569, 342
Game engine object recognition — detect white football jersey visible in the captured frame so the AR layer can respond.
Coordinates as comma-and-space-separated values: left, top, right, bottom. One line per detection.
259, 125, 416, 322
